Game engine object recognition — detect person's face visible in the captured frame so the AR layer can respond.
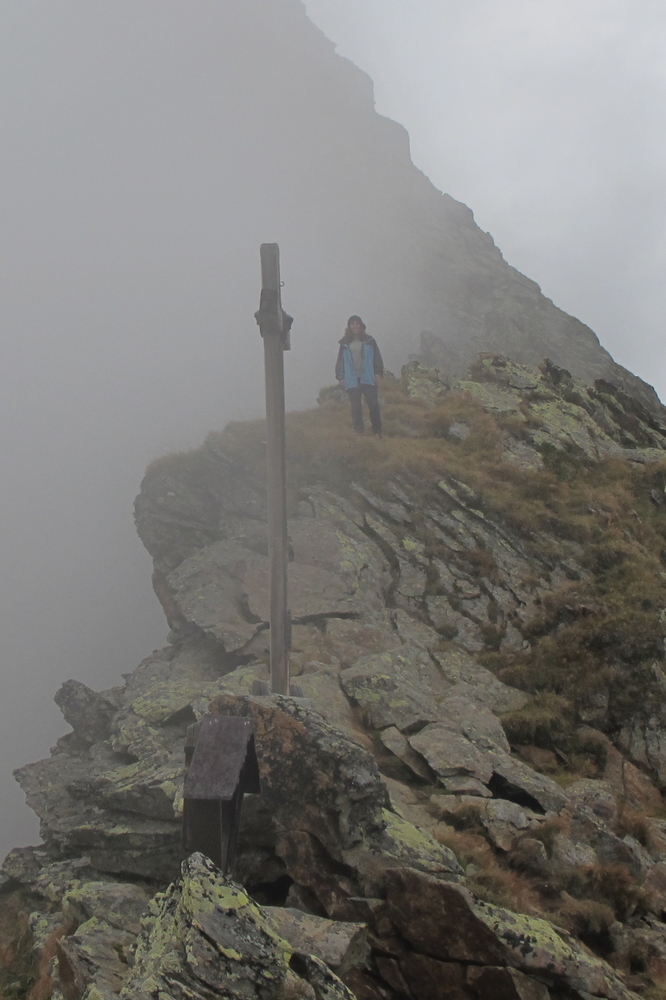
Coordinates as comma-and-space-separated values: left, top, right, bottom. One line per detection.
350, 320, 363, 337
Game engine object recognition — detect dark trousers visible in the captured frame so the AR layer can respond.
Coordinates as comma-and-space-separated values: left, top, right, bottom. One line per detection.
347, 383, 382, 435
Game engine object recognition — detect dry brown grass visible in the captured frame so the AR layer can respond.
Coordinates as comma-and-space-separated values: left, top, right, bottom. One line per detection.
0, 893, 38, 1000
614, 802, 663, 850
152, 378, 666, 732
566, 863, 653, 922
25, 919, 75, 1000
433, 823, 540, 914
553, 894, 616, 948
501, 693, 575, 750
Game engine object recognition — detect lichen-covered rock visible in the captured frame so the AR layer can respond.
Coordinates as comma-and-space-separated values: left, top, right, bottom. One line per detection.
207, 694, 460, 913
118, 854, 354, 1000
380, 726, 434, 781
7, 349, 666, 998
409, 722, 495, 785
263, 907, 368, 976
433, 647, 528, 715
487, 752, 569, 814
565, 779, 618, 825
54, 680, 119, 745
6, 865, 153, 1000
385, 868, 637, 1000
14, 746, 182, 881
54, 915, 137, 998
340, 662, 439, 733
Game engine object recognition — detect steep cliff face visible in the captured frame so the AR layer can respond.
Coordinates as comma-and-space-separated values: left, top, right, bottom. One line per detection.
4, 359, 666, 998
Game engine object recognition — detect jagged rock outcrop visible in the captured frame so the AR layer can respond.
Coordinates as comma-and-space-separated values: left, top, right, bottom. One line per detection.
118, 854, 355, 1000
5, 357, 666, 998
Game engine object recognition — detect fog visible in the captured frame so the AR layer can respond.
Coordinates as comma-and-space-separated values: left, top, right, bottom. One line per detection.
0, 0, 308, 853
1, 1, 663, 856
0, 0, 424, 854
304, 0, 666, 400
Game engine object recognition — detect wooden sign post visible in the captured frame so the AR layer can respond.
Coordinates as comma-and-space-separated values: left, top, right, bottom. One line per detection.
255, 245, 293, 696
183, 716, 261, 873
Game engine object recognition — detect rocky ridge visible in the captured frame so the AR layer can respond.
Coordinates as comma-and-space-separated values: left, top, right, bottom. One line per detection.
4, 357, 666, 998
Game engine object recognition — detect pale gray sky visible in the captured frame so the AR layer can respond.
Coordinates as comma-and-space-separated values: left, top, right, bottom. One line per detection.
305, 0, 666, 400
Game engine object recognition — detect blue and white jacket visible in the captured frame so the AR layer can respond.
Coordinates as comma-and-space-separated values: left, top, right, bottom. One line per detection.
335, 335, 384, 390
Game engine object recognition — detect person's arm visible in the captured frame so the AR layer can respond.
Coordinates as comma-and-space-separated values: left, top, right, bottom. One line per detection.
335, 345, 345, 385
372, 340, 384, 382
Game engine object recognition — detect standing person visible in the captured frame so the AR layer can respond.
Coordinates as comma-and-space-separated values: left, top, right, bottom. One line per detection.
335, 315, 384, 436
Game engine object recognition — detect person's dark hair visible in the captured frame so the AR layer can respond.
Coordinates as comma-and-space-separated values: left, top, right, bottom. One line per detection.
342, 315, 366, 341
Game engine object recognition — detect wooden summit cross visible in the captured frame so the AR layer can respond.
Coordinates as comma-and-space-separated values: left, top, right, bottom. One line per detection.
255, 244, 293, 696
182, 247, 294, 875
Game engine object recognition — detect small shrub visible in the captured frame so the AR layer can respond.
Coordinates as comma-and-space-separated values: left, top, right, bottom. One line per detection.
615, 803, 657, 848
467, 545, 499, 581
565, 863, 653, 921
434, 824, 539, 913
501, 693, 574, 749
519, 815, 569, 858
553, 894, 615, 951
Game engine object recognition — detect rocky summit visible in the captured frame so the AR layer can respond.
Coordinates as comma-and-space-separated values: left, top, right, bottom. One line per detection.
4, 356, 666, 999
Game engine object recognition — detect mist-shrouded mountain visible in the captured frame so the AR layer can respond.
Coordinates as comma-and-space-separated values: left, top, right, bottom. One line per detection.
107, 0, 659, 409
1, 0, 662, 880
5, 358, 666, 998
3, 2, 666, 986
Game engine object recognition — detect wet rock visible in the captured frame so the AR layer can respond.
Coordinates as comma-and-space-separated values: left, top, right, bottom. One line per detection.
468, 966, 552, 1000
54, 680, 118, 744
379, 726, 434, 781
340, 663, 438, 733
619, 719, 666, 787
324, 618, 401, 666
487, 753, 569, 814
119, 853, 355, 1000
409, 723, 495, 785
433, 646, 528, 714
565, 779, 618, 826
483, 799, 530, 851
385, 868, 635, 1000
263, 907, 369, 976
14, 747, 182, 882
209, 694, 460, 914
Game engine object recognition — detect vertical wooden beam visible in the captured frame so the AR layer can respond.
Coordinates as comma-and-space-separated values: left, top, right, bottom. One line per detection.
256, 244, 291, 695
